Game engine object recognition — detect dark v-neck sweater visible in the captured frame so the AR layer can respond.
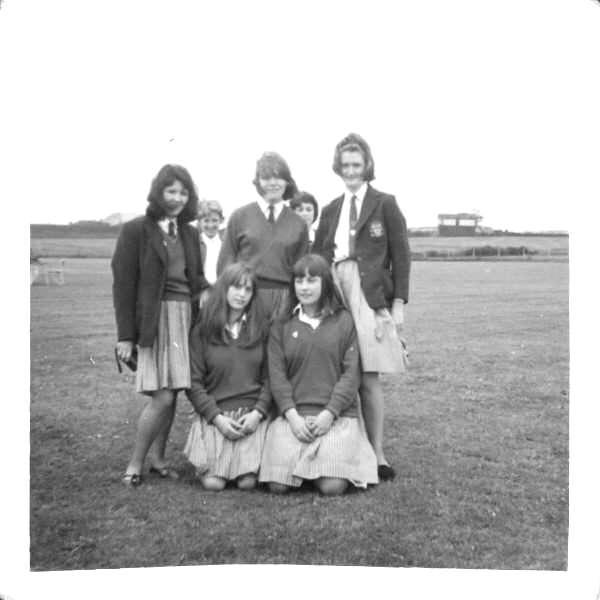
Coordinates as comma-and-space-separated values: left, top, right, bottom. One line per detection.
268, 309, 359, 418
217, 202, 309, 285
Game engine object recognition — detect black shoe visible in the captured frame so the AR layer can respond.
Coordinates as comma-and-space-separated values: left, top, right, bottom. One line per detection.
377, 464, 396, 481
122, 473, 143, 487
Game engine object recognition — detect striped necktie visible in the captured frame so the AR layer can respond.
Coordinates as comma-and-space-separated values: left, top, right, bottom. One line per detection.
168, 220, 177, 239
267, 205, 275, 224
348, 195, 358, 257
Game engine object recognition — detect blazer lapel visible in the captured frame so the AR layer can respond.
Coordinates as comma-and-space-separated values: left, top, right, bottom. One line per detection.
354, 185, 377, 235
145, 217, 167, 265
329, 195, 344, 236
181, 225, 198, 274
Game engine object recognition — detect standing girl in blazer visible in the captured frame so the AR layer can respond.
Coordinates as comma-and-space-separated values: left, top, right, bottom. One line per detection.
259, 254, 378, 495
217, 152, 309, 321
184, 263, 271, 491
313, 133, 411, 481
112, 164, 209, 486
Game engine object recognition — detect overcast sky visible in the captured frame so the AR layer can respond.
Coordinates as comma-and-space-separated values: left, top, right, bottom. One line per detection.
3, 0, 599, 232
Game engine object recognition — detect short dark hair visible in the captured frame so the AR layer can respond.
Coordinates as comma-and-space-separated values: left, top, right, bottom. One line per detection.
197, 262, 267, 347
289, 191, 319, 223
283, 254, 344, 319
146, 164, 199, 223
332, 133, 375, 182
252, 152, 298, 200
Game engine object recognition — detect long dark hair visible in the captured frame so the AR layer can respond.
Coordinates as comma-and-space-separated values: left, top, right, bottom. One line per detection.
198, 263, 267, 347
332, 133, 375, 182
283, 254, 344, 320
145, 164, 199, 223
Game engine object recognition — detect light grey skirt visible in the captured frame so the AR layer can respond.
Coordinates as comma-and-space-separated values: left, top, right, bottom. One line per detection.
184, 408, 269, 480
136, 300, 192, 394
333, 261, 407, 374
258, 416, 378, 488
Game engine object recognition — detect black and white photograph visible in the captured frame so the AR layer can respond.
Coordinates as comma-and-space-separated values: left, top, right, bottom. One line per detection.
3, 0, 600, 598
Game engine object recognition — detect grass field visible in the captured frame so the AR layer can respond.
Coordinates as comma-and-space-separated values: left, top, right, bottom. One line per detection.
30, 258, 569, 570
30, 235, 569, 259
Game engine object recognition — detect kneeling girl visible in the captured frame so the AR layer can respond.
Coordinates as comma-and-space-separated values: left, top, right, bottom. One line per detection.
184, 263, 271, 491
260, 254, 378, 495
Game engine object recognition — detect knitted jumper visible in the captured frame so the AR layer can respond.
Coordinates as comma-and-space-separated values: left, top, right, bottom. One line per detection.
188, 321, 271, 423
217, 202, 309, 286
268, 309, 359, 418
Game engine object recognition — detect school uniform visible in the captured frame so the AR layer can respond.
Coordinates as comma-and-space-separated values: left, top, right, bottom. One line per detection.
184, 318, 271, 480
111, 215, 208, 393
217, 200, 309, 319
313, 184, 410, 373
199, 229, 225, 286
259, 308, 378, 488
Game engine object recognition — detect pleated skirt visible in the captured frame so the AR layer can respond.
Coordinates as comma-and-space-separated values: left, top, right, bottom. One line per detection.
136, 300, 192, 394
333, 261, 408, 374
183, 408, 269, 480
258, 416, 378, 488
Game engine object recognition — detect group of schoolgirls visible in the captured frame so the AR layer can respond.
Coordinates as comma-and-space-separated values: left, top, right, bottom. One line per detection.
112, 133, 411, 496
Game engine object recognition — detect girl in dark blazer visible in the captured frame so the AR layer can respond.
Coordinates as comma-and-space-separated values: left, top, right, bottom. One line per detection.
112, 164, 209, 486
313, 133, 411, 481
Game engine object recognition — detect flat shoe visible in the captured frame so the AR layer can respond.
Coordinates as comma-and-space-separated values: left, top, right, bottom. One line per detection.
122, 473, 143, 487
149, 466, 180, 480
377, 464, 396, 481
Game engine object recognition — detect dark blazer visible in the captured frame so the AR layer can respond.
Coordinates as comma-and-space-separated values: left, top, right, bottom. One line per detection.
313, 185, 410, 310
112, 216, 209, 347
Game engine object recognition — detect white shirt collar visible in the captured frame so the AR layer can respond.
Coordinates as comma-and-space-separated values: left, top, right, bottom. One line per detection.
293, 303, 321, 330
224, 312, 248, 340
256, 197, 288, 221
157, 217, 178, 236
201, 231, 221, 246
343, 182, 368, 205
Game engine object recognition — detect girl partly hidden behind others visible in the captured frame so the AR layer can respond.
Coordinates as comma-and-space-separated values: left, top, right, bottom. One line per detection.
184, 263, 271, 491
259, 254, 378, 495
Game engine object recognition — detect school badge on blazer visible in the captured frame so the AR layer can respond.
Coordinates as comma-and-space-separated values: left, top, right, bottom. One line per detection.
369, 220, 384, 238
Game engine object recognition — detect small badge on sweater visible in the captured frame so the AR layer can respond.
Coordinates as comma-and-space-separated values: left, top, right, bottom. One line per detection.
292, 331, 298, 338
369, 220, 384, 238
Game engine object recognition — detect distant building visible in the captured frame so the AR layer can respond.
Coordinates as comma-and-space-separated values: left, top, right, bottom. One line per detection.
438, 213, 482, 236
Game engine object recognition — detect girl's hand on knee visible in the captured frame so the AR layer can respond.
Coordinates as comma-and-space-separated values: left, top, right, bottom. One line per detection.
237, 410, 262, 435
214, 415, 243, 441
310, 410, 334, 436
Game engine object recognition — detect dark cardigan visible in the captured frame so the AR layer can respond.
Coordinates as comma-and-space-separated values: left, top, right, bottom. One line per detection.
111, 215, 209, 347
313, 185, 411, 309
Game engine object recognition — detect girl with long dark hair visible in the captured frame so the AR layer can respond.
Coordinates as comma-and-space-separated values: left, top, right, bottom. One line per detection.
112, 164, 208, 486
184, 263, 271, 491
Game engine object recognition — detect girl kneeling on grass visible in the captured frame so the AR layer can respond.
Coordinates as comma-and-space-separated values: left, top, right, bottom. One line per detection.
184, 263, 272, 491
259, 254, 378, 495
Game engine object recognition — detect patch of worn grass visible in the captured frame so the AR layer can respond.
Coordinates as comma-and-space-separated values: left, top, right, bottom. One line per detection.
30, 259, 568, 570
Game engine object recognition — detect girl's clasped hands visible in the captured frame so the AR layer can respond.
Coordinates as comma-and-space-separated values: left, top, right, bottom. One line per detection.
213, 408, 263, 440
286, 408, 334, 443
